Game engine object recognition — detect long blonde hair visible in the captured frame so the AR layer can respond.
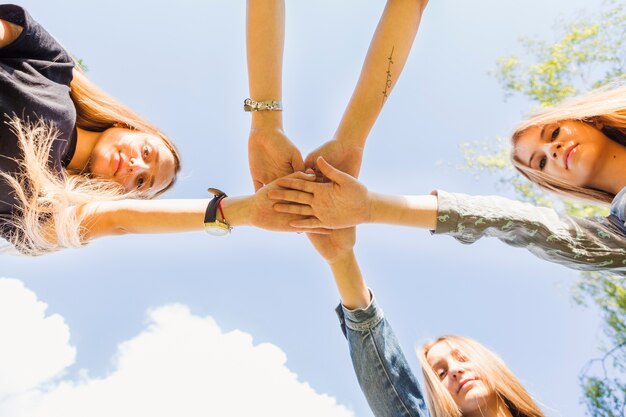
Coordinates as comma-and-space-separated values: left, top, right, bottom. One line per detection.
511, 83, 626, 204
2, 67, 182, 255
418, 335, 545, 417
70, 67, 182, 194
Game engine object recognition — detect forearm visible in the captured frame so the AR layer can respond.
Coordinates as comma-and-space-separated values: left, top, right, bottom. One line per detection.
246, 0, 284, 131
79, 197, 253, 240
335, 0, 427, 147
328, 251, 371, 310
369, 193, 438, 230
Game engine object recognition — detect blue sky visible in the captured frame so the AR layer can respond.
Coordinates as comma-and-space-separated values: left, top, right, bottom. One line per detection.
0, 1, 608, 416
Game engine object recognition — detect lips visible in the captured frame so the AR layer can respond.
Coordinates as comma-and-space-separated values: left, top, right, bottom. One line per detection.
457, 378, 475, 394
563, 144, 578, 169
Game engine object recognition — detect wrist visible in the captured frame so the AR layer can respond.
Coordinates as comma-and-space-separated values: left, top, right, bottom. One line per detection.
327, 249, 357, 268
368, 192, 383, 224
220, 196, 252, 227
250, 111, 284, 131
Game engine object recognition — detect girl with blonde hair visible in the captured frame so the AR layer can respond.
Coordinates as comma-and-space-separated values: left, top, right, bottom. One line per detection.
305, 200, 545, 417
270, 82, 626, 274
0, 5, 326, 255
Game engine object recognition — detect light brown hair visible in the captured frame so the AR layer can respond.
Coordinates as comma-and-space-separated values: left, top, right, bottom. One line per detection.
418, 335, 545, 417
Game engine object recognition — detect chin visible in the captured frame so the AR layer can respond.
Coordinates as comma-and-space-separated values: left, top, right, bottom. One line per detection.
459, 385, 493, 413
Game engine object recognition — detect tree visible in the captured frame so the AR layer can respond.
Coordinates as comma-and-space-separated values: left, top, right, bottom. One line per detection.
460, 2, 626, 415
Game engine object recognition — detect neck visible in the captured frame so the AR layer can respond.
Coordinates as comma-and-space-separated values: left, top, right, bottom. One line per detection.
466, 397, 514, 417
67, 128, 103, 174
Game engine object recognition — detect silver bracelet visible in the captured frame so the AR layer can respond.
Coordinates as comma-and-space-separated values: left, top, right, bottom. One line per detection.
243, 98, 283, 112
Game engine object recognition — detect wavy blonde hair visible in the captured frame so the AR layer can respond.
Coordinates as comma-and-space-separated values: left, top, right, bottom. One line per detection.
2, 67, 182, 255
417, 336, 545, 417
511, 83, 626, 205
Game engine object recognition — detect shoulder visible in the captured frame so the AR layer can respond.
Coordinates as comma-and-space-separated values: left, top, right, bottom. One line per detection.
610, 186, 626, 224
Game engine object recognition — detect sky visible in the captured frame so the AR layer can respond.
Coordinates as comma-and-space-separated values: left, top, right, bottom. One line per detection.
0, 1, 611, 416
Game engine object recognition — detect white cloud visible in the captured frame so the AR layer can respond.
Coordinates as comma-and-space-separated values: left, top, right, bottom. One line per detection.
0, 278, 75, 396
0, 281, 353, 417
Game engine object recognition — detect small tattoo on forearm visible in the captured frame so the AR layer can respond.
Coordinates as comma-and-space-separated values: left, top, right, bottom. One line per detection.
382, 46, 395, 106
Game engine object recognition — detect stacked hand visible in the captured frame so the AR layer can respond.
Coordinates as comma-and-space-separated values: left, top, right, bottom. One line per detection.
248, 127, 304, 191
268, 157, 370, 229
250, 135, 365, 262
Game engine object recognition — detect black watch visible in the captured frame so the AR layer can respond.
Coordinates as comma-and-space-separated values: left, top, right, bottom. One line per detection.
203, 188, 231, 236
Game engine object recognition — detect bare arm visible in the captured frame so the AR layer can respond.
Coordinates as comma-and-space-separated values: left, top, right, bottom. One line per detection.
77, 174, 329, 241
305, 0, 429, 177
246, 0, 304, 190
0, 18, 22, 48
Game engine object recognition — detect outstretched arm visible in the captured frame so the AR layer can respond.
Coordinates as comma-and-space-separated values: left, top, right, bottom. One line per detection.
311, 228, 429, 417
246, 0, 304, 191
305, 0, 429, 177
274, 158, 626, 274
76, 173, 329, 241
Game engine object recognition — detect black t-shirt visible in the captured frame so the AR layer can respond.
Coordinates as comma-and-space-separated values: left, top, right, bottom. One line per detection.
0, 4, 77, 232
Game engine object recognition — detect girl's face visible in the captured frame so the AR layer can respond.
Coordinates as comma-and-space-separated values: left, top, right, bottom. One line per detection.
89, 128, 177, 197
514, 120, 613, 188
427, 341, 495, 415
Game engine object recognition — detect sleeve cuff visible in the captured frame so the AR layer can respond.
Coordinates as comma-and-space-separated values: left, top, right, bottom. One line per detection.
430, 189, 461, 235
335, 290, 384, 337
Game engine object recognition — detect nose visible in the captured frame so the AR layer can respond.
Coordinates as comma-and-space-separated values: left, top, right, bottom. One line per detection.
128, 156, 149, 173
449, 365, 465, 380
545, 141, 563, 161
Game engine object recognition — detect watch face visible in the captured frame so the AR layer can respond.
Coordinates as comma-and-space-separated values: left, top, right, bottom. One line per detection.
204, 222, 230, 236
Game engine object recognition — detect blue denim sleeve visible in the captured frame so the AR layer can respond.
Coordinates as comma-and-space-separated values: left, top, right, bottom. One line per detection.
336, 296, 430, 417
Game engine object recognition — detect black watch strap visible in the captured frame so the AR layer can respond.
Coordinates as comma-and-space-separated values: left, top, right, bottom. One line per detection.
204, 188, 228, 224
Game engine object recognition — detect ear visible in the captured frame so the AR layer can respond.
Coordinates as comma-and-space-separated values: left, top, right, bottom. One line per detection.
591, 118, 604, 130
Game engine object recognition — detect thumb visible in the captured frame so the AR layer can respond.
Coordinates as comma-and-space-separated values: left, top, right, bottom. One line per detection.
291, 150, 305, 173
317, 156, 351, 184
253, 179, 263, 192
304, 152, 316, 171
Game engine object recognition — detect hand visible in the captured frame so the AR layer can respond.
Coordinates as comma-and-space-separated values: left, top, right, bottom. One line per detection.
248, 127, 305, 191
305, 139, 363, 178
307, 228, 356, 265
269, 157, 370, 229
248, 172, 330, 234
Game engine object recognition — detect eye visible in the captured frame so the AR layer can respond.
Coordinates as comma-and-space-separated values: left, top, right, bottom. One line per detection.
136, 176, 145, 189
437, 369, 447, 380
539, 156, 547, 170
142, 145, 150, 159
550, 126, 560, 141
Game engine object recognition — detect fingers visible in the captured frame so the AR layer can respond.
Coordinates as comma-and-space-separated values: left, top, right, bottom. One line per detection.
316, 157, 352, 184
267, 189, 313, 205
284, 171, 317, 182
288, 218, 324, 229
275, 178, 318, 194
273, 203, 314, 216
305, 228, 331, 235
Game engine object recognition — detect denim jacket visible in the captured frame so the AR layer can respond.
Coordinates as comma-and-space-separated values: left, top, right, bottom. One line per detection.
336, 295, 430, 417
433, 189, 626, 275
